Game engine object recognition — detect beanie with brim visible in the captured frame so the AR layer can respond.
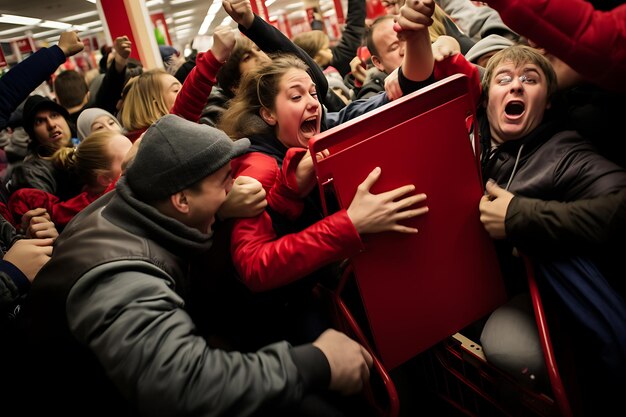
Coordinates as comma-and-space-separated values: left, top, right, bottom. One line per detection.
465, 34, 515, 65
22, 95, 70, 140
77, 107, 122, 140
125, 114, 250, 201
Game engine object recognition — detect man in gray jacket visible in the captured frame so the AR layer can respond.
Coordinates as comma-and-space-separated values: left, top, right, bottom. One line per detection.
17, 115, 372, 416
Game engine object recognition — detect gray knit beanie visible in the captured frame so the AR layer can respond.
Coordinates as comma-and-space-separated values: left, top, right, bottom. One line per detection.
77, 107, 122, 140
125, 114, 250, 201
465, 34, 515, 65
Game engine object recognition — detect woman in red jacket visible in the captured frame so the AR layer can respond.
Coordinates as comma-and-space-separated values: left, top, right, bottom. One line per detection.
219, 54, 429, 345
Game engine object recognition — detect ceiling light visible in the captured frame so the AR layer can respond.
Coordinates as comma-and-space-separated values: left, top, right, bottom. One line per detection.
286, 2, 305, 10
0, 25, 35, 36
33, 29, 64, 39
61, 11, 99, 22
172, 9, 195, 17
175, 16, 194, 24
0, 14, 41, 26
170, 0, 194, 5
39, 21, 72, 30
81, 21, 102, 28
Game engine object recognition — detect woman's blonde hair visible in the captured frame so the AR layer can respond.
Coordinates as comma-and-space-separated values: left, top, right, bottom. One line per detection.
292, 30, 328, 61
429, 5, 449, 42
219, 54, 309, 139
118, 68, 170, 132
51, 130, 116, 188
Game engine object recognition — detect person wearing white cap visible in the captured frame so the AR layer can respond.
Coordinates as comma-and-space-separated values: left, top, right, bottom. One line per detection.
76, 107, 122, 141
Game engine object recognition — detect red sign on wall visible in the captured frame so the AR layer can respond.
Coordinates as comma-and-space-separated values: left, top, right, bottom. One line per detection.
150, 12, 173, 46
0, 48, 6, 68
249, 0, 269, 22
15, 37, 35, 54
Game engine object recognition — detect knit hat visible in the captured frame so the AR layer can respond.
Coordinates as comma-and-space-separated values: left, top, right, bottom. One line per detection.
77, 108, 122, 140
22, 94, 70, 140
125, 114, 250, 201
465, 34, 515, 65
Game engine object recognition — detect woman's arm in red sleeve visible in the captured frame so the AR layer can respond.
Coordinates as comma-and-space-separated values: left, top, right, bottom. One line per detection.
170, 50, 223, 122
231, 210, 364, 292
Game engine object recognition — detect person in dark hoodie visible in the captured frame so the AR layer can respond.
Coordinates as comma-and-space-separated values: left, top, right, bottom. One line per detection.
8, 95, 84, 200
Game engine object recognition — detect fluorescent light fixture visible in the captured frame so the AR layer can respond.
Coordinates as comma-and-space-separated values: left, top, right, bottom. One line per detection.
266, 0, 277, 6
170, 0, 194, 5
286, 2, 305, 10
0, 25, 35, 36
39, 21, 72, 30
85, 0, 96, 3
172, 9, 195, 17
33, 29, 64, 39
175, 23, 192, 30
0, 14, 41, 26
175, 16, 194, 24
61, 11, 99, 22
145, 0, 163, 7
82, 21, 102, 28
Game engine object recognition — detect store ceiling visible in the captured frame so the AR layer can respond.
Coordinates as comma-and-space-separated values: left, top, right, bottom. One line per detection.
0, 0, 343, 50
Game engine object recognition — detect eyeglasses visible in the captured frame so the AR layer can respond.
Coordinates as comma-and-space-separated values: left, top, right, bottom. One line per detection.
496, 74, 538, 86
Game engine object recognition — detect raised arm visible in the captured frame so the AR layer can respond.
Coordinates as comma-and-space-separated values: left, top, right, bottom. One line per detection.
223, 0, 329, 108
0, 31, 83, 129
485, 0, 626, 92
170, 26, 235, 122
330, 0, 367, 77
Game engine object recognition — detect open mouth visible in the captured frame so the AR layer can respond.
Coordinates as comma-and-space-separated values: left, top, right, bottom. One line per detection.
50, 131, 63, 141
505, 101, 525, 116
300, 117, 318, 134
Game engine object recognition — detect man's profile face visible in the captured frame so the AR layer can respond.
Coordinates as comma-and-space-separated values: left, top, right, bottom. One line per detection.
372, 18, 405, 74
184, 163, 233, 235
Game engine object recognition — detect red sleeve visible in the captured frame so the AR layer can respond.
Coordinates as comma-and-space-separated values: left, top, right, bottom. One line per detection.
231, 152, 278, 192
8, 188, 100, 229
231, 209, 364, 292
433, 54, 482, 106
170, 49, 223, 122
486, 0, 626, 92
49, 191, 101, 227
8, 188, 58, 227
267, 148, 308, 221
233, 150, 317, 222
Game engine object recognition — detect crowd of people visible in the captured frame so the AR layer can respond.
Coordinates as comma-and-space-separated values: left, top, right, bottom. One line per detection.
0, 0, 624, 416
